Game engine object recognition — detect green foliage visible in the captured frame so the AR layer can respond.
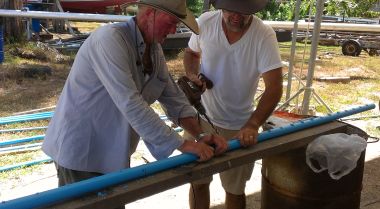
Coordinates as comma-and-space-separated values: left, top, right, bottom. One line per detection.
187, 0, 203, 17
257, 0, 380, 20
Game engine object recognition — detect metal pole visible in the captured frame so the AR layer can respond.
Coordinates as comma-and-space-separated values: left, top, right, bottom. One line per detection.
0, 103, 375, 209
286, 0, 302, 100
301, 0, 325, 115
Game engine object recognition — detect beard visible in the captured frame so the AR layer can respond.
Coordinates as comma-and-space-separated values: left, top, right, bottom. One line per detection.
225, 15, 252, 33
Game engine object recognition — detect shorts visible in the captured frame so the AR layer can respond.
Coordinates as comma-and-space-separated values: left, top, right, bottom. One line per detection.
183, 118, 254, 195
55, 163, 125, 209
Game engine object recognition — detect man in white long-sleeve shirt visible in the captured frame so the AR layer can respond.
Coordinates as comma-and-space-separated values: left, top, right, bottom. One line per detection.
42, 1, 228, 208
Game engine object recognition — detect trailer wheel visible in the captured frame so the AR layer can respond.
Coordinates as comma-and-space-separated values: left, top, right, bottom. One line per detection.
342, 40, 362, 56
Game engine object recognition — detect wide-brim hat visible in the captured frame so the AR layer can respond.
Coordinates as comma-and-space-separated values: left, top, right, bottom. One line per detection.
122, 0, 199, 34
211, 0, 269, 15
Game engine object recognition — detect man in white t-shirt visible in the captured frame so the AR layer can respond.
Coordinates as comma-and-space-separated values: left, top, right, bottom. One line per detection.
183, 0, 283, 208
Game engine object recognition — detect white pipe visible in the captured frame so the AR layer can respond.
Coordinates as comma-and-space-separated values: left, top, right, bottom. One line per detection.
301, 0, 325, 115
0, 9, 130, 22
0, 9, 379, 32
286, 0, 302, 100
265, 21, 380, 33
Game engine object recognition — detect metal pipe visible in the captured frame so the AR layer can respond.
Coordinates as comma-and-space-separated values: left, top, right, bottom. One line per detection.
286, 0, 302, 100
0, 103, 375, 209
0, 9, 379, 32
301, 0, 325, 115
0, 9, 130, 22
265, 21, 380, 33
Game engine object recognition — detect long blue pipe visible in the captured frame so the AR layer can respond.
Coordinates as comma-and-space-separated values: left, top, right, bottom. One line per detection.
0, 111, 53, 120
0, 112, 53, 121
0, 112, 168, 125
0, 157, 52, 172
0, 127, 180, 148
0, 135, 45, 147
0, 126, 48, 134
0, 104, 375, 209
0, 127, 182, 171
0, 112, 53, 125
0, 142, 43, 153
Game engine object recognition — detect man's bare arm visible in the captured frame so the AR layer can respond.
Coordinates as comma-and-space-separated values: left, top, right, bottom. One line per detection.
237, 67, 283, 146
245, 67, 283, 129
183, 48, 203, 86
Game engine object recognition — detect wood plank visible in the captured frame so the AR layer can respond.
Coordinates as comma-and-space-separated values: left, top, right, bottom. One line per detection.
48, 121, 352, 209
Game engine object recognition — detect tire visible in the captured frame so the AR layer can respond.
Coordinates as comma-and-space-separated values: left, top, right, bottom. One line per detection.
342, 40, 362, 56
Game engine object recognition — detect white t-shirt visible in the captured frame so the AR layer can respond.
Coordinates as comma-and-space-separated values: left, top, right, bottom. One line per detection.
188, 10, 283, 130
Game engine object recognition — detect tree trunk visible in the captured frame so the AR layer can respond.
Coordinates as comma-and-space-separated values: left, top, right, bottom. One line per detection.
0, 0, 26, 43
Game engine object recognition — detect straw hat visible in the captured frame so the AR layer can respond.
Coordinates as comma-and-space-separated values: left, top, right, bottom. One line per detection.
212, 0, 269, 15
123, 0, 199, 34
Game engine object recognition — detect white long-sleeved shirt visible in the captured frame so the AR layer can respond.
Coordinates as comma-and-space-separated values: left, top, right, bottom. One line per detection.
42, 19, 196, 174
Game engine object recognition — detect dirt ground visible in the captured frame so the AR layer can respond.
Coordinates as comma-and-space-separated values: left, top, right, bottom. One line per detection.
0, 119, 379, 209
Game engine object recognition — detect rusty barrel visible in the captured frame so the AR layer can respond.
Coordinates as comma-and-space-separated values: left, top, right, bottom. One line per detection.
261, 127, 367, 209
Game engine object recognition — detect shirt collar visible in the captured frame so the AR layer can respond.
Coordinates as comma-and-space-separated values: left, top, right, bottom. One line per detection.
126, 17, 145, 49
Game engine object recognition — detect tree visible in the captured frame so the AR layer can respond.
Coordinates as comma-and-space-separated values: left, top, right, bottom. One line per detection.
187, 0, 203, 17
0, 0, 25, 43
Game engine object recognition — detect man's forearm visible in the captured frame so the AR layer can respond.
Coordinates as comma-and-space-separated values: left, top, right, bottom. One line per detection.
178, 117, 203, 139
184, 48, 201, 76
244, 68, 283, 129
246, 87, 282, 129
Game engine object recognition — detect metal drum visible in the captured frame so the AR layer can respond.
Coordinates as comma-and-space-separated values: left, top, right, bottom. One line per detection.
261, 125, 367, 209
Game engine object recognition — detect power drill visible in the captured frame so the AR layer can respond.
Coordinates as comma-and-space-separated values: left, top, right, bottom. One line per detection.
177, 73, 219, 133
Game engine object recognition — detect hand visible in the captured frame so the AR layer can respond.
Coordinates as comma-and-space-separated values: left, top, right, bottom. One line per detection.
186, 74, 206, 92
178, 140, 215, 162
234, 125, 259, 147
198, 134, 228, 155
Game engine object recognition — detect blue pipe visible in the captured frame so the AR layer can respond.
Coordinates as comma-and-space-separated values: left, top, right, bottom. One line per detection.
0, 157, 52, 173
0, 112, 53, 125
0, 104, 375, 209
0, 126, 48, 134
0, 124, 178, 148
0, 112, 53, 122
0, 142, 43, 153
0, 127, 182, 171
0, 112, 169, 125
0, 135, 45, 147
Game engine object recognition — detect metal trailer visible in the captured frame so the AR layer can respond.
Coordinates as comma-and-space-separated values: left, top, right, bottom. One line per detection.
340, 36, 380, 56
305, 16, 380, 56
298, 30, 380, 56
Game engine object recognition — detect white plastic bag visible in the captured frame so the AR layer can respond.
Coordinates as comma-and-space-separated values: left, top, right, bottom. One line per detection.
306, 133, 367, 180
